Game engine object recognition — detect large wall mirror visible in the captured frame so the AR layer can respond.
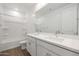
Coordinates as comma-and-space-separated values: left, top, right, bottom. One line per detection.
34, 3, 79, 35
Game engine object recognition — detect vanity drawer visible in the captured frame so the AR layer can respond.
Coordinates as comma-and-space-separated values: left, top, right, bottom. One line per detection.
37, 44, 57, 56
37, 39, 79, 56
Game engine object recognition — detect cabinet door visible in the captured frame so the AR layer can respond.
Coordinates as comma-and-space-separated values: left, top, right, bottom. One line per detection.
29, 40, 36, 56
27, 37, 31, 55
62, 4, 77, 35
27, 36, 36, 56
37, 44, 57, 56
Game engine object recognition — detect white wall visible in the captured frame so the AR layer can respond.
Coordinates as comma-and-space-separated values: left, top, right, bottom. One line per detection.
0, 16, 26, 43
24, 15, 36, 33
0, 4, 37, 51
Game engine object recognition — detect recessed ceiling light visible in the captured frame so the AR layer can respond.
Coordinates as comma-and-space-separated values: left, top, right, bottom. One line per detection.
32, 14, 35, 17
35, 3, 48, 12
14, 8, 19, 11
9, 11, 21, 17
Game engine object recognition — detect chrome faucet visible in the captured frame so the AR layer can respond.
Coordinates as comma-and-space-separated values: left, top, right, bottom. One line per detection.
55, 31, 61, 37
56, 31, 60, 34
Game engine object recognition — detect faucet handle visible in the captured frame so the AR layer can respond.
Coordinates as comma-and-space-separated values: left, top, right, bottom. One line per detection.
56, 31, 60, 34
61, 32, 64, 34
74, 32, 78, 35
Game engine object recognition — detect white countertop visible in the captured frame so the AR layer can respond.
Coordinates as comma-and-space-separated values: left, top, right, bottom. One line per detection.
27, 32, 79, 53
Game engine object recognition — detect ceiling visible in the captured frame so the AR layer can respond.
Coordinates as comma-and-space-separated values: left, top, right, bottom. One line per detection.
35, 3, 70, 18
0, 3, 37, 17
0, 3, 71, 18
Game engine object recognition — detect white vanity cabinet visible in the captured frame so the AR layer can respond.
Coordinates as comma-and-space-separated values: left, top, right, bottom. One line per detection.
37, 39, 79, 56
37, 39, 59, 56
26, 35, 79, 56
37, 42, 58, 56
27, 36, 36, 56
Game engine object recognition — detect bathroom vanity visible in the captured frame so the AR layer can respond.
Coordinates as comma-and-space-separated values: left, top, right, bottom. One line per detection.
25, 4, 79, 56
26, 33, 79, 56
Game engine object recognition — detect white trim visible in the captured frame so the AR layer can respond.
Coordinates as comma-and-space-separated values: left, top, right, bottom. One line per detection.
0, 40, 21, 52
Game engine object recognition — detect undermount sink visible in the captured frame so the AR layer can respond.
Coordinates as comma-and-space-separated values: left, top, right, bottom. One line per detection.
32, 33, 64, 42
44, 35, 64, 42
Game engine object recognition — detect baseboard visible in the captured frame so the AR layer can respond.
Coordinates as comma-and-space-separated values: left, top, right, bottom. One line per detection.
0, 41, 21, 52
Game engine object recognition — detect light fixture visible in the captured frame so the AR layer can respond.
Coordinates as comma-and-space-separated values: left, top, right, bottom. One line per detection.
32, 14, 36, 17
14, 8, 19, 11
35, 3, 48, 11
9, 11, 21, 17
